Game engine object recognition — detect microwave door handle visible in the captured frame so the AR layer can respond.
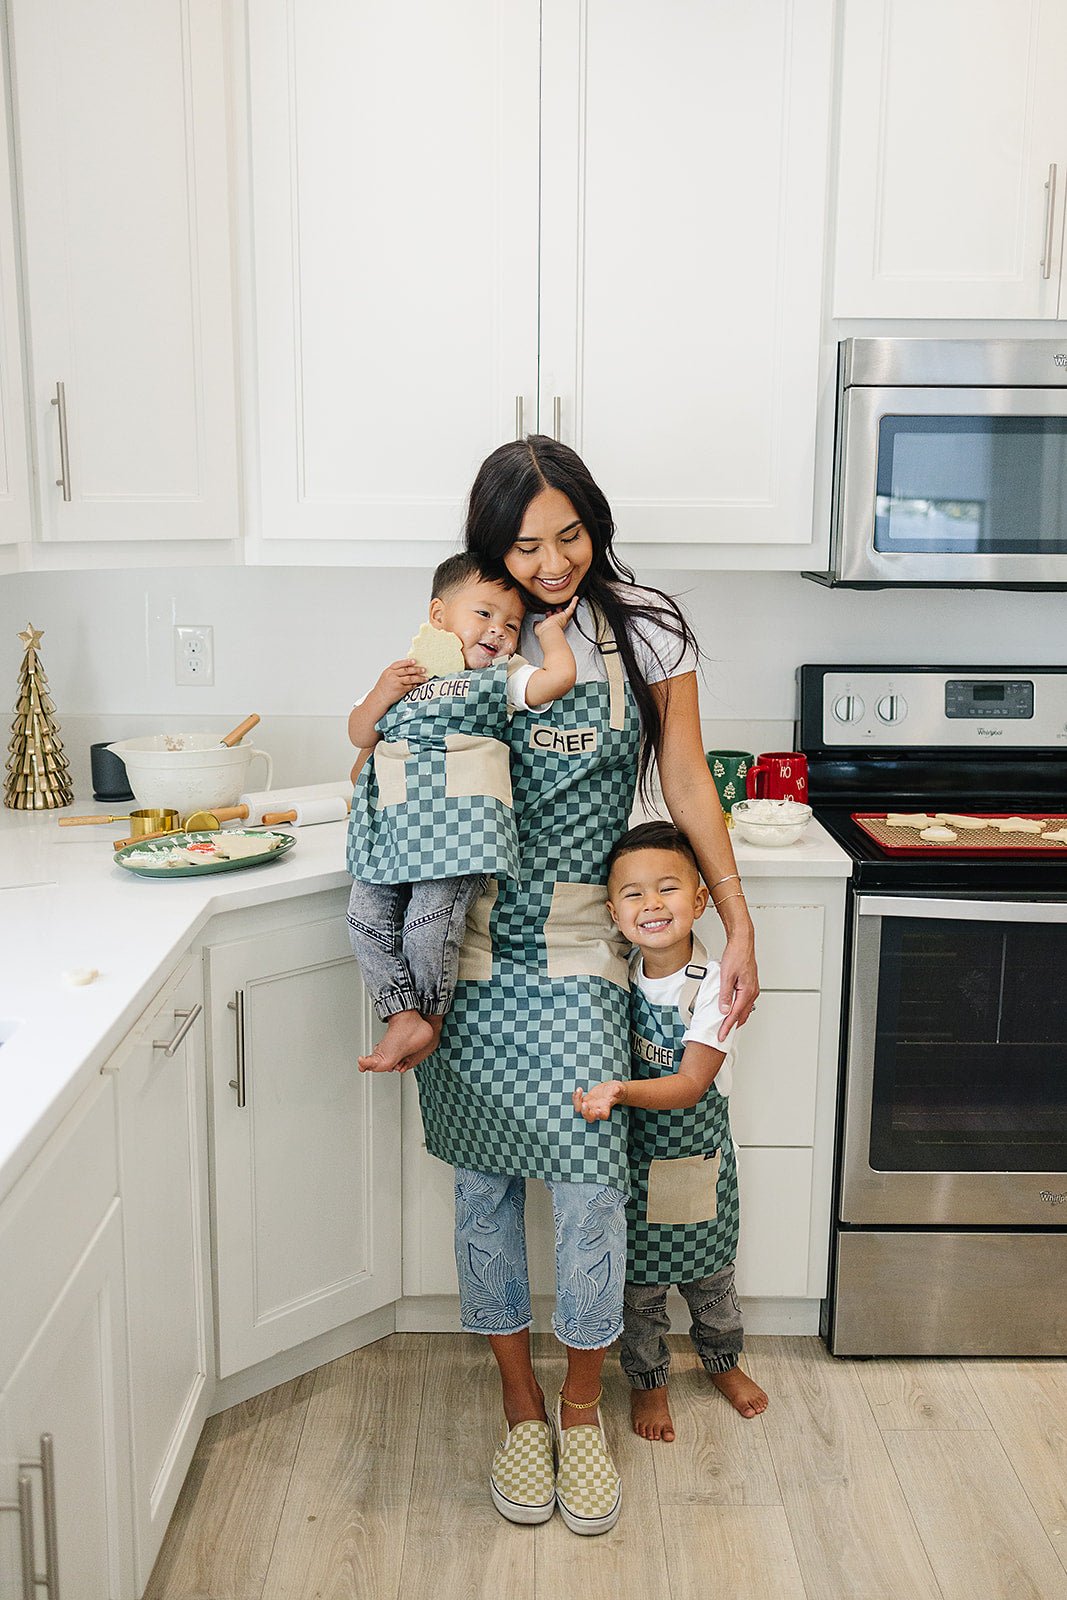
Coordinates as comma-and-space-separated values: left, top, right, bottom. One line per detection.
857, 895, 1067, 924
1042, 162, 1057, 280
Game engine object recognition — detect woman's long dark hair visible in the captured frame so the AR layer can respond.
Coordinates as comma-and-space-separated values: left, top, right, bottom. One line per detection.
464, 435, 700, 796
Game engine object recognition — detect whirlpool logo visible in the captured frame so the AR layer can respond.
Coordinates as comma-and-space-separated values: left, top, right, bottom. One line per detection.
1039, 1190, 1067, 1204
1055, 353, 1067, 368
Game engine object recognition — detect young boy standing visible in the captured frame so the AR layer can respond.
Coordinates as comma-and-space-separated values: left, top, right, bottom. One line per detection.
573, 820, 768, 1442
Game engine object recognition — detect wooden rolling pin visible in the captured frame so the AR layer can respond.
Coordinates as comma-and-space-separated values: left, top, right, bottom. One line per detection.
262, 796, 351, 827
237, 780, 353, 823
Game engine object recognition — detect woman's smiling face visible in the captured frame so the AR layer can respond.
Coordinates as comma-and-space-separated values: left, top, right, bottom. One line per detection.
504, 486, 594, 608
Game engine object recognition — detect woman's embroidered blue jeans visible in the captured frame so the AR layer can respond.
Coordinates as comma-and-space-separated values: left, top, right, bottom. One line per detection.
453, 1167, 627, 1349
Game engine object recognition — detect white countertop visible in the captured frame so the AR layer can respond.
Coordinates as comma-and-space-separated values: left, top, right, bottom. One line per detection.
0, 803, 850, 1200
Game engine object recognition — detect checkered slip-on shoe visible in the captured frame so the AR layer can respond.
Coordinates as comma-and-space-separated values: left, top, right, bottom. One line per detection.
553, 1396, 622, 1536
489, 1419, 556, 1525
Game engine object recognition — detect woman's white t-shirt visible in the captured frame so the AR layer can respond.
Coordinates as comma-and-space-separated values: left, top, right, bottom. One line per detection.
519, 587, 697, 686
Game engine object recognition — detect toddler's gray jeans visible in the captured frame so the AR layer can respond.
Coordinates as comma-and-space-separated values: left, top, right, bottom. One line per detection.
620, 1261, 743, 1388
346, 874, 485, 1019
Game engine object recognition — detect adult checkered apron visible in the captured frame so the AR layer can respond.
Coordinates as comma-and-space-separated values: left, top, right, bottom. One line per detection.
625, 936, 739, 1284
346, 657, 520, 884
416, 612, 638, 1189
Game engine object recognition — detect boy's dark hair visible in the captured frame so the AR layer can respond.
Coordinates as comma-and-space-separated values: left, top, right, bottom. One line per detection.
431, 552, 518, 602
606, 820, 700, 879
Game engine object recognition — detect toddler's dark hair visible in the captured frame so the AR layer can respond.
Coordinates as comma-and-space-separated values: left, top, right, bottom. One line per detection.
432, 552, 519, 602
606, 820, 700, 879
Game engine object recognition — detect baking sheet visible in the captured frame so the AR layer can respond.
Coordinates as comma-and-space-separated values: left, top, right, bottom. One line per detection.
852, 813, 1067, 857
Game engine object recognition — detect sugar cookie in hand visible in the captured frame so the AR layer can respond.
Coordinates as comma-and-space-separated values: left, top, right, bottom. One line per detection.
408, 622, 465, 675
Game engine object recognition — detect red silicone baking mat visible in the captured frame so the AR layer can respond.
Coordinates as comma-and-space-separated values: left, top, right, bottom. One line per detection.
852, 813, 1067, 857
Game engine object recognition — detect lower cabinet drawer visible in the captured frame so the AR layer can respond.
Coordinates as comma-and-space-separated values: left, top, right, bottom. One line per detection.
734, 1146, 813, 1298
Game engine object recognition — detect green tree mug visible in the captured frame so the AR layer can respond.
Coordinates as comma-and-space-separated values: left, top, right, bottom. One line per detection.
705, 750, 755, 823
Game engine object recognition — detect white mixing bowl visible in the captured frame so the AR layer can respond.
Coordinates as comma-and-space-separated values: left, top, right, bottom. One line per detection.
108, 735, 273, 813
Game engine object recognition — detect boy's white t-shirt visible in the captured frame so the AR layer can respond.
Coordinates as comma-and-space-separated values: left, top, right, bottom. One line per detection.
632, 953, 735, 1098
519, 588, 697, 686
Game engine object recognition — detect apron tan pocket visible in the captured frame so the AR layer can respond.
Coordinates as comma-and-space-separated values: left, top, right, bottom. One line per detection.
373, 740, 410, 807
457, 878, 498, 981
646, 1151, 721, 1225
543, 881, 630, 989
444, 733, 513, 807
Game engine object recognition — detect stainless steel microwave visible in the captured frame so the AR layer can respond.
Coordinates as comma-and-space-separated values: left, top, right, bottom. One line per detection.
806, 338, 1067, 588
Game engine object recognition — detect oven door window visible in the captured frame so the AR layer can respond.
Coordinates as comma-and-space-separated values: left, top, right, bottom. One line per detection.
870, 916, 1067, 1172
875, 415, 1067, 556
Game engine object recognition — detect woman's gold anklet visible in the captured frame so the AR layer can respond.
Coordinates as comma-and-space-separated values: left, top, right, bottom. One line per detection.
559, 1386, 603, 1411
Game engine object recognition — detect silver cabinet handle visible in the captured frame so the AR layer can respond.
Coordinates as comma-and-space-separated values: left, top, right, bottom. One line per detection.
153, 1003, 202, 1058
227, 990, 246, 1106
552, 395, 562, 441
0, 1474, 36, 1600
515, 395, 525, 440
1042, 162, 1057, 280
10, 1434, 59, 1597
50, 383, 71, 501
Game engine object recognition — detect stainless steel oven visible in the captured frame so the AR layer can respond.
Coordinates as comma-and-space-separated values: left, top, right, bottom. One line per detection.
800, 663, 1067, 1356
807, 338, 1067, 588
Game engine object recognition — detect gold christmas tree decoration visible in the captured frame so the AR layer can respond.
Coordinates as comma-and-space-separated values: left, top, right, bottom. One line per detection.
4, 623, 73, 810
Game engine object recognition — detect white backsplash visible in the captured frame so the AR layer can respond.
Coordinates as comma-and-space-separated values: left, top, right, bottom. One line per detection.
2, 565, 1065, 800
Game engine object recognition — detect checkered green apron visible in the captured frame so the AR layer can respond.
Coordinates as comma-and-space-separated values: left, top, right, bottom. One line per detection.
346, 657, 520, 884
416, 612, 638, 1188
626, 937, 739, 1284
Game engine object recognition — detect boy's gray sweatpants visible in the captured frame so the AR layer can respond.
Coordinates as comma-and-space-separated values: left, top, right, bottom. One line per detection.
620, 1262, 743, 1388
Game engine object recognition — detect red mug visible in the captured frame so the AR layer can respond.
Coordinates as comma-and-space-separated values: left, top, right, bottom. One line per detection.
745, 751, 808, 802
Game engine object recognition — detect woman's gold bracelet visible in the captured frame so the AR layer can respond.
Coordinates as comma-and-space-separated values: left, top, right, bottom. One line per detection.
713, 890, 746, 908
709, 872, 740, 890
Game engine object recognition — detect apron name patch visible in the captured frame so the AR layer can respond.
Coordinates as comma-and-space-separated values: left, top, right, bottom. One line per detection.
404, 677, 471, 704
631, 1030, 675, 1069
529, 724, 598, 755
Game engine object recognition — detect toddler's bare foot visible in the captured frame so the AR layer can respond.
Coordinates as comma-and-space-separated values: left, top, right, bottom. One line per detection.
709, 1365, 768, 1418
358, 1010, 434, 1072
395, 1014, 444, 1073
631, 1386, 675, 1443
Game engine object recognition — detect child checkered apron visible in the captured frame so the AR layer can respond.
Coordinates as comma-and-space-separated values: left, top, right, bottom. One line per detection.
625, 935, 740, 1284
416, 611, 638, 1190
346, 656, 521, 884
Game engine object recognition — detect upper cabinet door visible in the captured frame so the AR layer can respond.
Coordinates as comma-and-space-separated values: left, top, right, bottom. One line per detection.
248, 1, 540, 546
538, 0, 834, 547
0, 20, 30, 558
9, 0, 238, 543
833, 0, 1067, 319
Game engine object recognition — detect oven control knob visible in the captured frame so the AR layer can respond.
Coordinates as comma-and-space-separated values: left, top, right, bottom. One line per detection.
876, 693, 908, 725
832, 693, 865, 724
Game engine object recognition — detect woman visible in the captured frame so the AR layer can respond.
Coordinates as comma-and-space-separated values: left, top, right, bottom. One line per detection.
414, 436, 758, 1534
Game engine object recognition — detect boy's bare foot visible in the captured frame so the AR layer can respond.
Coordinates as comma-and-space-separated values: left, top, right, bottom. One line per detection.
395, 1014, 444, 1072
709, 1366, 768, 1418
631, 1386, 675, 1443
358, 1010, 434, 1072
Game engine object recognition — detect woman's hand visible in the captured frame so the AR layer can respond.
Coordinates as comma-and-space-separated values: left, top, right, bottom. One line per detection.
573, 1080, 626, 1122
716, 930, 759, 1042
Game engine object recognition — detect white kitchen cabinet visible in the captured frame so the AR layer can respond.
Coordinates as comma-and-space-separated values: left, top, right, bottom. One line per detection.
400, 878, 846, 1319
0, 17, 30, 561
833, 0, 1067, 318
207, 915, 401, 1376
539, 0, 834, 547
105, 956, 212, 1595
248, 0, 832, 556
0, 1078, 134, 1600
248, 0, 540, 546
8, 0, 238, 544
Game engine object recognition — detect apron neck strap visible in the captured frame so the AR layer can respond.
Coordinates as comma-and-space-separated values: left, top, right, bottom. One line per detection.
679, 932, 710, 1023
590, 603, 626, 732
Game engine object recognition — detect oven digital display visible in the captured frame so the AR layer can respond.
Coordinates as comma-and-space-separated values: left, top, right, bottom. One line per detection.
945, 679, 1034, 719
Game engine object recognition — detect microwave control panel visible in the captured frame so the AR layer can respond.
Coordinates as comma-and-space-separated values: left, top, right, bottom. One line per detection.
813, 669, 1067, 747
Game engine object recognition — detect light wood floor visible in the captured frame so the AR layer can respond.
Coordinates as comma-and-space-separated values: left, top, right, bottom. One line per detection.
145, 1333, 1067, 1600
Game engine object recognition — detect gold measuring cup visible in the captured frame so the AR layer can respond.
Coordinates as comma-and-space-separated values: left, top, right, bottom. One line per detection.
112, 804, 250, 850
63, 806, 180, 837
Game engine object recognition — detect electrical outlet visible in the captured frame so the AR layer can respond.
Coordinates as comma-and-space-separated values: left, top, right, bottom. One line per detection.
174, 624, 214, 687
